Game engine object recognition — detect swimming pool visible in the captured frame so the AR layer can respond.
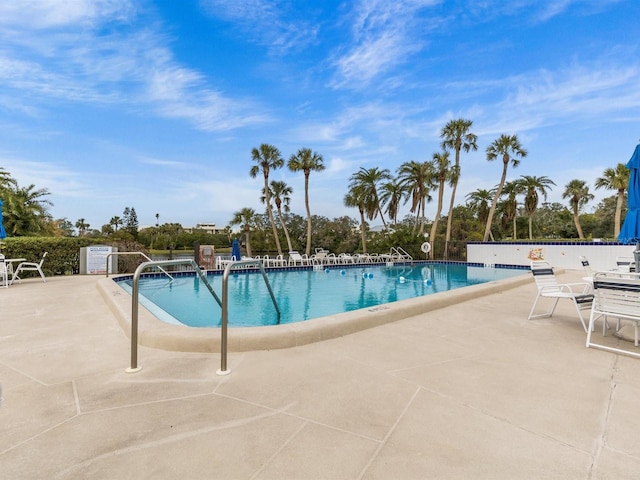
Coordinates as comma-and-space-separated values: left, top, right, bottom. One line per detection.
117, 263, 525, 328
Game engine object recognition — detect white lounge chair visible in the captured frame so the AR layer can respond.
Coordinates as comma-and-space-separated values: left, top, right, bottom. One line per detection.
288, 251, 309, 266
0, 254, 8, 288
586, 271, 640, 358
616, 255, 636, 272
528, 261, 593, 332
11, 252, 47, 284
579, 255, 596, 283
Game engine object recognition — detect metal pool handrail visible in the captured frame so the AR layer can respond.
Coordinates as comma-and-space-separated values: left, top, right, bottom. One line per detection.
126, 258, 279, 377
106, 251, 173, 280
127, 259, 221, 374
220, 259, 281, 375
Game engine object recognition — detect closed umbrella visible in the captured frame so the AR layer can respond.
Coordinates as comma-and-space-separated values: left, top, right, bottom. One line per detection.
0, 199, 7, 240
231, 238, 242, 261
618, 143, 640, 271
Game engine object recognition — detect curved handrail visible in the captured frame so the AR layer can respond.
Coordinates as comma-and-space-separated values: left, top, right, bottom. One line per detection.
127, 259, 219, 373
219, 259, 280, 375
126, 258, 279, 377
106, 251, 173, 280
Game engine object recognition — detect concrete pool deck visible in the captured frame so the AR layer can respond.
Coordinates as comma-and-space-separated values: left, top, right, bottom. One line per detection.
2, 271, 640, 478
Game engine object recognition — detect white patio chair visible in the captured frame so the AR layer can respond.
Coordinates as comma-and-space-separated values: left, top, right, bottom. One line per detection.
528, 261, 593, 332
11, 252, 48, 284
0, 254, 8, 288
579, 255, 596, 283
586, 271, 640, 359
288, 251, 309, 266
616, 255, 635, 272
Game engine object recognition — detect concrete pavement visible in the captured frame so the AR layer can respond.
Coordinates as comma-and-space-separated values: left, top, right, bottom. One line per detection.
2, 270, 640, 479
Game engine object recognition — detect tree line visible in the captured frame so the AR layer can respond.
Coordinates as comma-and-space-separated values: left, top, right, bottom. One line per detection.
0, 117, 632, 258
230, 119, 630, 258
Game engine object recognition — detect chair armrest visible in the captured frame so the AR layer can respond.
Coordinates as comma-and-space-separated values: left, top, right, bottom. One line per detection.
560, 282, 591, 294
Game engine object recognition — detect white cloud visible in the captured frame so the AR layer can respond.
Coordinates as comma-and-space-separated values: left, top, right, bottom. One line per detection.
330, 0, 439, 89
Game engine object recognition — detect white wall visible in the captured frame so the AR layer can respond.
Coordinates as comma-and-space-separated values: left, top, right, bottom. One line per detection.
467, 242, 637, 271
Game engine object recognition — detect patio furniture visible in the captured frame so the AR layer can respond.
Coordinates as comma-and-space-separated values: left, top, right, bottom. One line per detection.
586, 271, 640, 359
0, 255, 8, 288
528, 261, 593, 332
615, 255, 635, 272
12, 252, 47, 284
579, 255, 596, 283
288, 251, 309, 266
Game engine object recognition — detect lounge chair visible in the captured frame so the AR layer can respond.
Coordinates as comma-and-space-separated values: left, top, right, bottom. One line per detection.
586, 271, 640, 358
11, 252, 47, 284
579, 255, 596, 283
288, 251, 309, 266
528, 261, 593, 332
0, 254, 8, 288
615, 256, 636, 272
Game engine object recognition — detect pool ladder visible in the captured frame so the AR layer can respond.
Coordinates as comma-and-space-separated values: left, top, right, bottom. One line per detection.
126, 258, 280, 376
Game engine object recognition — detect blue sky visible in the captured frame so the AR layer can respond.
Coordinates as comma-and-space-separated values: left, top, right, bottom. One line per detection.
0, 0, 639, 231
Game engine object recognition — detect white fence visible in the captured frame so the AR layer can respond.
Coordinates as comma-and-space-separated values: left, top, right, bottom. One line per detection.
467, 241, 637, 271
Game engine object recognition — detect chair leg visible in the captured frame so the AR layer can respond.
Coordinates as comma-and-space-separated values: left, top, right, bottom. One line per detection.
528, 295, 559, 320
572, 302, 589, 333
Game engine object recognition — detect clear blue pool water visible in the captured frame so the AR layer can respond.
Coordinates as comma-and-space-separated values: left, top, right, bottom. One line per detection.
118, 263, 524, 328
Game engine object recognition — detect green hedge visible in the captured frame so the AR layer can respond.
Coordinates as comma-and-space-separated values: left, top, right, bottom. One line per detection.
0, 237, 148, 277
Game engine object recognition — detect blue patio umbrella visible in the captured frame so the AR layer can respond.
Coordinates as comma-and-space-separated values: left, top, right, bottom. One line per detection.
0, 199, 7, 240
231, 238, 242, 261
618, 144, 640, 270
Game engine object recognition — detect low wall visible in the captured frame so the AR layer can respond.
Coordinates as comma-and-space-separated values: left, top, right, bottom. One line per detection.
467, 241, 637, 271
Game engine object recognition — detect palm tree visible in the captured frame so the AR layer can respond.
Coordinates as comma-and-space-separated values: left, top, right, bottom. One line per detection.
110, 216, 123, 232
3, 184, 53, 236
500, 180, 524, 239
396, 161, 433, 235
483, 134, 528, 241
262, 180, 294, 253
229, 207, 257, 257
344, 188, 368, 253
287, 148, 325, 256
440, 119, 478, 257
519, 175, 556, 240
250, 144, 284, 256
594, 163, 629, 238
562, 179, 594, 239
75, 218, 89, 237
466, 188, 493, 233
428, 151, 451, 258
379, 179, 404, 226
348, 167, 392, 231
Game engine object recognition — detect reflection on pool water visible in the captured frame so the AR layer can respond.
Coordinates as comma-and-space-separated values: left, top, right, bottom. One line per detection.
117, 263, 524, 328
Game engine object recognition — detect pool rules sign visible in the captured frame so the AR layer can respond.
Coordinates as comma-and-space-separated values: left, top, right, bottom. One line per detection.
80, 245, 117, 275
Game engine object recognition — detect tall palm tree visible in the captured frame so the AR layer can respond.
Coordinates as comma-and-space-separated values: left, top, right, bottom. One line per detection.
348, 167, 392, 231
396, 161, 433, 235
440, 119, 478, 257
466, 188, 493, 231
75, 218, 89, 237
562, 179, 594, 239
250, 144, 284, 256
344, 188, 368, 253
261, 180, 294, 253
594, 163, 629, 237
428, 151, 451, 258
287, 148, 325, 256
500, 180, 524, 239
519, 175, 556, 240
110, 216, 123, 232
229, 207, 257, 257
379, 179, 404, 226
483, 134, 528, 241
